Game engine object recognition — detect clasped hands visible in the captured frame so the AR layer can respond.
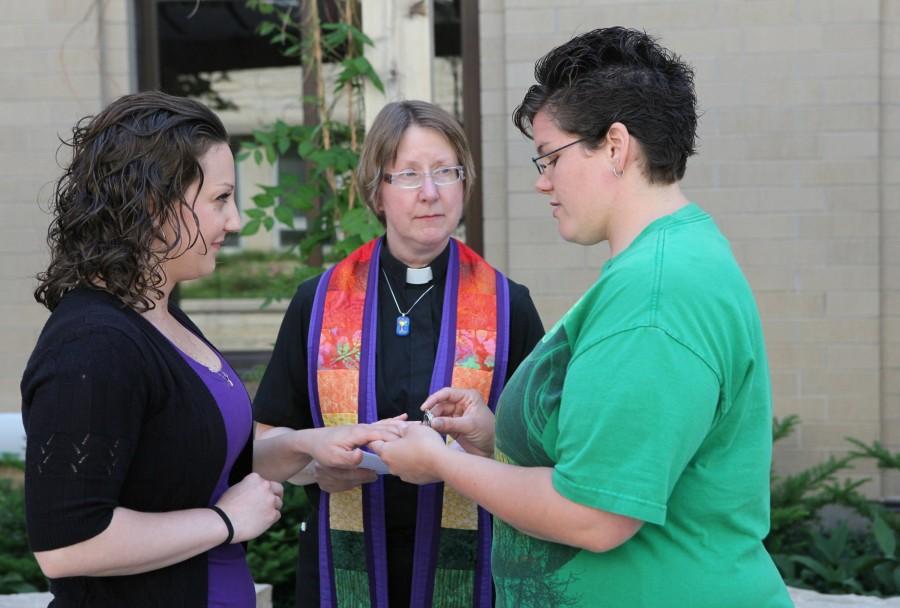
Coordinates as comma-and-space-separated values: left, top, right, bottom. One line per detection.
310, 387, 495, 491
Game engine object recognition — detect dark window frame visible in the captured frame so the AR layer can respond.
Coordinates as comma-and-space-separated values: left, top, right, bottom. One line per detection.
134, 0, 484, 255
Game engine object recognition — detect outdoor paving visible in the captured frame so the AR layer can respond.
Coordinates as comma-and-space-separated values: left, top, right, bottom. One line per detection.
1, 586, 898, 607
790, 588, 900, 607
0, 584, 271, 607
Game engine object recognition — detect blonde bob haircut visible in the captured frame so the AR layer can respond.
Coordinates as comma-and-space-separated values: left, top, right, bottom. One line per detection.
356, 100, 476, 225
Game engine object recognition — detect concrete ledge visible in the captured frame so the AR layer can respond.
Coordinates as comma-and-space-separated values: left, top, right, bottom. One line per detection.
790, 587, 900, 607
0, 583, 273, 607
180, 298, 288, 351
2, 585, 898, 607
180, 298, 289, 313
254, 583, 272, 608
0, 412, 25, 458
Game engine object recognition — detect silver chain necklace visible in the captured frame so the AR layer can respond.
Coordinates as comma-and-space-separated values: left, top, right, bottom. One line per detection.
207, 358, 235, 388
382, 268, 435, 336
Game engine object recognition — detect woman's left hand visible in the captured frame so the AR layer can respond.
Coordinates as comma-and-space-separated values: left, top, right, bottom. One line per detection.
307, 422, 407, 469
370, 424, 446, 485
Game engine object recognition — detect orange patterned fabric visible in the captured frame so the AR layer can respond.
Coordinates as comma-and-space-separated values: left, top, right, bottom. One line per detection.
314, 238, 500, 532
316, 239, 499, 425
451, 245, 500, 402
315, 240, 375, 426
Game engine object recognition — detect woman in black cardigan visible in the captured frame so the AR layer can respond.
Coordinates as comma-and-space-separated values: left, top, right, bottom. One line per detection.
21, 91, 402, 608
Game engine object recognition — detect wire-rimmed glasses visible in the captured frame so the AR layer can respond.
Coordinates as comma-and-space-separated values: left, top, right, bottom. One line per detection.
531, 138, 587, 175
383, 165, 465, 189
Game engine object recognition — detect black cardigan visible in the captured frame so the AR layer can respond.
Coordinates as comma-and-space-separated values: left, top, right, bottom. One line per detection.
21, 287, 253, 608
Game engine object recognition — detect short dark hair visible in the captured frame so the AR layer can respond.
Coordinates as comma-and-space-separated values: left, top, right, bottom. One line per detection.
35, 90, 229, 312
513, 26, 697, 184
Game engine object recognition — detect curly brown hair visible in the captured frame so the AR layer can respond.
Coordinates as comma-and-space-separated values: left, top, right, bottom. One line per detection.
35, 90, 229, 312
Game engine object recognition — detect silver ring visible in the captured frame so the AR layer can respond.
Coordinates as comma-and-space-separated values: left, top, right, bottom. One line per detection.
422, 411, 434, 427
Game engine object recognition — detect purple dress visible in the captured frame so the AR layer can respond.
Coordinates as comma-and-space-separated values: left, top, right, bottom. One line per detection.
176, 348, 256, 608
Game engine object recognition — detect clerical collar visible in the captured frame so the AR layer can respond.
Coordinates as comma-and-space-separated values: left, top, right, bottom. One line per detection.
405, 266, 433, 285
380, 237, 451, 285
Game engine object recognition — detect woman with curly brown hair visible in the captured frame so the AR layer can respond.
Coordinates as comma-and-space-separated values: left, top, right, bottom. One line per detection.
21, 90, 402, 608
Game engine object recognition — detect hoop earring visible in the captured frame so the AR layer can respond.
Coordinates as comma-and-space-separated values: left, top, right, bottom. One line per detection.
612, 165, 624, 178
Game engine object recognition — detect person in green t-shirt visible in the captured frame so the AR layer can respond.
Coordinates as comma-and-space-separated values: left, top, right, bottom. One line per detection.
372, 26, 792, 608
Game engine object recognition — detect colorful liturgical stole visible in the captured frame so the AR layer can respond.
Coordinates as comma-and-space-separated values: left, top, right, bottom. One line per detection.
308, 237, 510, 608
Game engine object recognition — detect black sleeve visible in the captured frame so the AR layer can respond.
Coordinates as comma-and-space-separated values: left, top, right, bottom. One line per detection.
505, 278, 545, 380
252, 275, 322, 430
21, 327, 150, 552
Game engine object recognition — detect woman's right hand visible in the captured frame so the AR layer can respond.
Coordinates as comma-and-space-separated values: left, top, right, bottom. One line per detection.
421, 387, 496, 457
214, 473, 284, 543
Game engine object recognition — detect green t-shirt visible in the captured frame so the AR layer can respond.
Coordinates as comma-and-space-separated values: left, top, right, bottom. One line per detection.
492, 204, 792, 608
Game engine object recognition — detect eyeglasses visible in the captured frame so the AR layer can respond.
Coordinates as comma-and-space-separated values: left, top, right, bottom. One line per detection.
531, 138, 587, 175
383, 165, 466, 189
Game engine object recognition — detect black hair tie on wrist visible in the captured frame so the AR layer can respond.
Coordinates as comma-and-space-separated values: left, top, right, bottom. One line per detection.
209, 506, 234, 546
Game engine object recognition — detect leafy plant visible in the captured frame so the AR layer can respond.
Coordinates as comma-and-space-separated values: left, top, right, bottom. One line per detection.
768, 418, 900, 596
0, 447, 312, 603
246, 483, 311, 608
180, 249, 317, 300
0, 455, 47, 594
239, 0, 384, 304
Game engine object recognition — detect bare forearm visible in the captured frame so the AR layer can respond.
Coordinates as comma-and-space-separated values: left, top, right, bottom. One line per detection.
35, 507, 227, 578
434, 450, 641, 552
287, 461, 316, 485
253, 427, 314, 482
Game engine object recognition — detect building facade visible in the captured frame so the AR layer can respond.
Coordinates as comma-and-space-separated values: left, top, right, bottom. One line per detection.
1, 0, 898, 498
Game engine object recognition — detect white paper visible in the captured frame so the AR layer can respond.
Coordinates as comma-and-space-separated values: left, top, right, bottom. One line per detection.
358, 450, 391, 475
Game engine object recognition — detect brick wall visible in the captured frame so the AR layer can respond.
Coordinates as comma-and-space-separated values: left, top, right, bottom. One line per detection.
882, 2, 900, 497
3, 0, 897, 498
0, 0, 132, 413
485, 0, 895, 498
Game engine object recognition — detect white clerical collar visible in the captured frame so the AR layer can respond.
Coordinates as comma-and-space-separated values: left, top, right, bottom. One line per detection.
406, 266, 433, 285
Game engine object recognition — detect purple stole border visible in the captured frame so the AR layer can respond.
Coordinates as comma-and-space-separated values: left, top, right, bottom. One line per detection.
477, 269, 510, 605
307, 263, 335, 608
307, 238, 511, 608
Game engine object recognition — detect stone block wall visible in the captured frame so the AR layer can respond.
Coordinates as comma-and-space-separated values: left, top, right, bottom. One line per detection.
483, 0, 897, 497
2, 0, 897, 498
0, 0, 132, 414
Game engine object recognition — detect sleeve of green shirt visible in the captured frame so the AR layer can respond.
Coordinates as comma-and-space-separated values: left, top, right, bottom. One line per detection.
552, 325, 721, 526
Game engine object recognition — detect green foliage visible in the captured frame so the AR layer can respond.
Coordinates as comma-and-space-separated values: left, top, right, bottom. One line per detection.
2, 418, 899, 602
847, 437, 900, 471
767, 418, 900, 596
238, 0, 384, 302
180, 249, 320, 302
246, 484, 311, 608
772, 414, 800, 443
240, 363, 268, 385
0, 455, 47, 594
0, 451, 25, 471
774, 510, 900, 596
768, 452, 860, 553
0, 451, 312, 602
235, 5, 378, 600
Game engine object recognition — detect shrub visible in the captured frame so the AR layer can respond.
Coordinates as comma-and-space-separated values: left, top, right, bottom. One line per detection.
180, 250, 318, 301
246, 484, 311, 608
767, 418, 900, 596
0, 454, 47, 594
